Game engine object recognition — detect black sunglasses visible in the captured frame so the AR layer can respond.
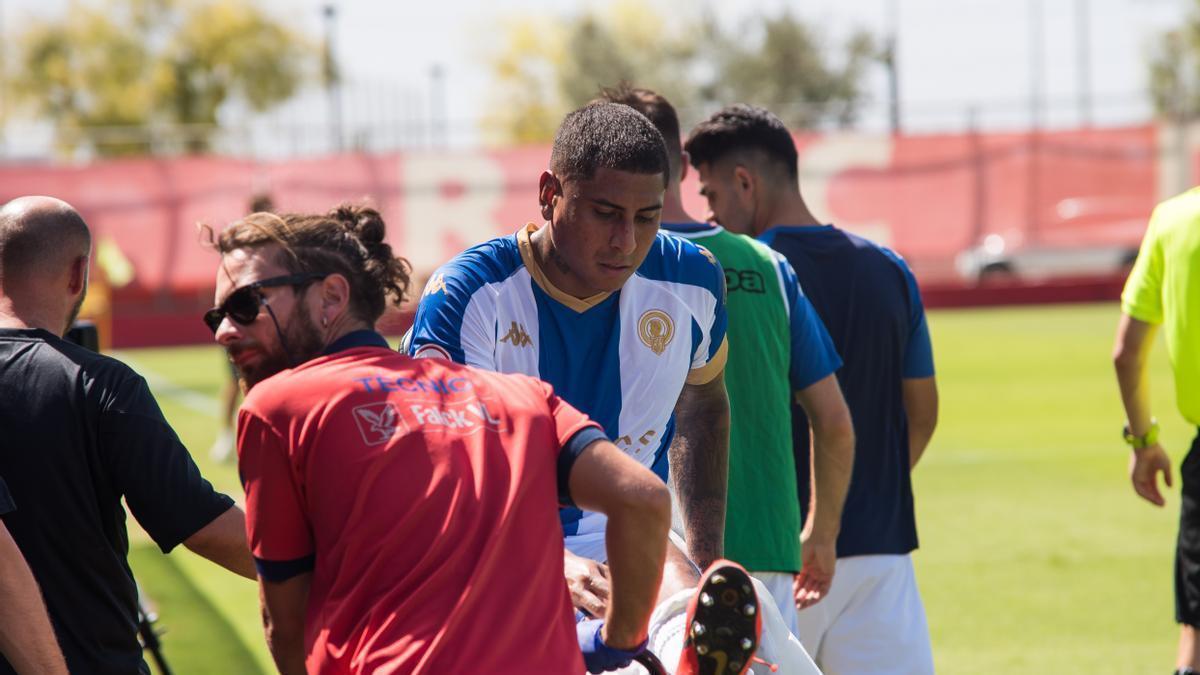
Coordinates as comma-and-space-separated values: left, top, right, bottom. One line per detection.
203, 273, 329, 334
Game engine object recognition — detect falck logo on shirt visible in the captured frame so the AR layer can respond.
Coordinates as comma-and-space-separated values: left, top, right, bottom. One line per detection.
352, 402, 408, 446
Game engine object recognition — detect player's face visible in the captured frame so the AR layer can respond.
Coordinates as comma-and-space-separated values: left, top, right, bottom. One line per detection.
695, 161, 755, 234
211, 246, 326, 390
542, 167, 664, 295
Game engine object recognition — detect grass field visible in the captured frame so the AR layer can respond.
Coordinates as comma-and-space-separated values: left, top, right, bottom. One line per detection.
115, 302, 1188, 674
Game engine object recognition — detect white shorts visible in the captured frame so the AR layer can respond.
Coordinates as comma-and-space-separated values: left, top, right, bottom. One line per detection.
794, 554, 933, 675
751, 571, 800, 636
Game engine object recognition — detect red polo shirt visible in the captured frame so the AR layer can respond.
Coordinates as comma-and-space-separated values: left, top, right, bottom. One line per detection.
238, 332, 598, 674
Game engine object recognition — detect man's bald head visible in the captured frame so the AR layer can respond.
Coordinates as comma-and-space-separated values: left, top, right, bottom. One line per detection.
0, 196, 91, 283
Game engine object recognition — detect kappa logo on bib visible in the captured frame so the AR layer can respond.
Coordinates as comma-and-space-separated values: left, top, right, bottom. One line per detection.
638, 310, 674, 355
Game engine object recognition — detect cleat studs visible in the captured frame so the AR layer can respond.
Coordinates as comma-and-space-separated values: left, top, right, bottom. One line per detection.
742, 584, 752, 595
692, 622, 706, 636
743, 603, 756, 616
696, 644, 709, 655
741, 638, 753, 650
729, 662, 743, 672
711, 573, 726, 584
700, 592, 714, 606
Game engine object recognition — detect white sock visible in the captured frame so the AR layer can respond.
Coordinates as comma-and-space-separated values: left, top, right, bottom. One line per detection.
609, 588, 692, 675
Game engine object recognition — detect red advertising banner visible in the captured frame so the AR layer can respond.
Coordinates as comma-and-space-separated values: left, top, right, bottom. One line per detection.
0, 124, 1169, 347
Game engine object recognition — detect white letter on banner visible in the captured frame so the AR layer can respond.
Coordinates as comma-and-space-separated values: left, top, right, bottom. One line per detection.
401, 153, 507, 273
799, 134, 894, 246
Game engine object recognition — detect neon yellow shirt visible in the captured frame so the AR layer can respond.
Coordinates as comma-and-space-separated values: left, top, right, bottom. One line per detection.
1121, 187, 1200, 425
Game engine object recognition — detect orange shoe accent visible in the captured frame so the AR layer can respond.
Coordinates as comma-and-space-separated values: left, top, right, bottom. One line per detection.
675, 559, 762, 675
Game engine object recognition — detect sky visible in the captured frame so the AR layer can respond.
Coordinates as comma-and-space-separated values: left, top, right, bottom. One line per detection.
0, 0, 1190, 147
291, 0, 1187, 136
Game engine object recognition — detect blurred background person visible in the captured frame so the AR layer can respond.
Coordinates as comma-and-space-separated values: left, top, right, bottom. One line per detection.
1114, 187, 1200, 675
686, 105, 939, 674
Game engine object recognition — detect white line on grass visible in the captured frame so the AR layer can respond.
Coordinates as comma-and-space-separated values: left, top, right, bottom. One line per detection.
112, 351, 220, 419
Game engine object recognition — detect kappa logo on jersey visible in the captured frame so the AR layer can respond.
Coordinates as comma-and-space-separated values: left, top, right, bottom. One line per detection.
697, 245, 718, 267
423, 273, 446, 297
408, 399, 506, 433
499, 321, 532, 348
638, 310, 674, 355
352, 402, 408, 446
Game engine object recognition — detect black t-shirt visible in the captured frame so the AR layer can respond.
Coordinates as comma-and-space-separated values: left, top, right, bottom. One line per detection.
0, 474, 13, 516
0, 328, 234, 675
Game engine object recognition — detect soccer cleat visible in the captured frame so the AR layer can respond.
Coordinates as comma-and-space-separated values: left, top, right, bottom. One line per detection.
675, 559, 762, 675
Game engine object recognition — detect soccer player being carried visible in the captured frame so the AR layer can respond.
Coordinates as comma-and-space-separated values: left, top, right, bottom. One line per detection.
597, 85, 855, 636
408, 102, 820, 674
207, 205, 676, 674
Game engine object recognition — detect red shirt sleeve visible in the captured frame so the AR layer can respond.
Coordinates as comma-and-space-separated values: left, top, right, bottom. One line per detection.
542, 381, 603, 450
538, 381, 607, 508
237, 408, 315, 581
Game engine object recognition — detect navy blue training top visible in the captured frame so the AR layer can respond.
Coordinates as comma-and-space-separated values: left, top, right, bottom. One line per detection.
761, 225, 934, 558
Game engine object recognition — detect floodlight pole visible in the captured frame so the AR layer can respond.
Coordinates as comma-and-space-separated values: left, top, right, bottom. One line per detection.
1028, 0, 1044, 130
429, 63, 446, 148
322, 4, 343, 154
884, 0, 901, 135
1075, 0, 1092, 127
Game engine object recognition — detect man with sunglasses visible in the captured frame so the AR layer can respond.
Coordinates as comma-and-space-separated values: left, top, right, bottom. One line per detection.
207, 206, 675, 674
0, 196, 256, 675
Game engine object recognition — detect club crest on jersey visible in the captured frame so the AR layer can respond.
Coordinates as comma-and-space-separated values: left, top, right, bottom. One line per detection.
352, 402, 407, 446
638, 310, 674, 355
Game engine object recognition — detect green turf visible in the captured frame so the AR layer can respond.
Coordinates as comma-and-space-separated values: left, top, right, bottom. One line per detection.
127, 543, 263, 674
113, 306, 1185, 673
915, 303, 1183, 672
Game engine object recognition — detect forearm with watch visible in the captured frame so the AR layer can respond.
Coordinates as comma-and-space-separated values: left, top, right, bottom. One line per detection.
1123, 419, 1160, 450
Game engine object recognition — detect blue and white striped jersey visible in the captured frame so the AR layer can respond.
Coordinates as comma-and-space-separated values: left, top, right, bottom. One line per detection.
408, 224, 728, 561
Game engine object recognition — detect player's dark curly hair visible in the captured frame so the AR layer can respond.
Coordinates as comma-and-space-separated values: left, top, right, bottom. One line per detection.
550, 101, 669, 187
684, 104, 799, 180
595, 83, 683, 183
206, 204, 412, 325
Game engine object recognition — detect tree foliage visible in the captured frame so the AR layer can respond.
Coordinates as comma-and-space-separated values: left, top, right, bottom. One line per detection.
1148, 4, 1200, 121
7, 0, 314, 156
481, 2, 879, 144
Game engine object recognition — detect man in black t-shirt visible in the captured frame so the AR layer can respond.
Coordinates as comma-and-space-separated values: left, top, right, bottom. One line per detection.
0, 196, 256, 675
0, 474, 67, 675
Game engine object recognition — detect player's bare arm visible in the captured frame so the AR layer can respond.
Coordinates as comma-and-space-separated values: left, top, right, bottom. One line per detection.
0, 522, 68, 675
793, 373, 854, 609
259, 573, 311, 675
1113, 313, 1173, 507
903, 376, 939, 469
569, 438, 671, 649
669, 371, 731, 571
183, 505, 257, 580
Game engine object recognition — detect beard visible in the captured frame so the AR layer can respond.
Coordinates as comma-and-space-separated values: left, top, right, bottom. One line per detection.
63, 285, 87, 335
234, 302, 327, 391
